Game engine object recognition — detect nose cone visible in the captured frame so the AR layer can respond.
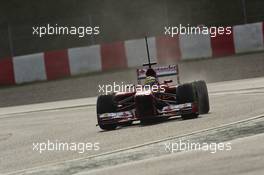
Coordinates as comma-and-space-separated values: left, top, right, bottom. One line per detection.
134, 90, 156, 117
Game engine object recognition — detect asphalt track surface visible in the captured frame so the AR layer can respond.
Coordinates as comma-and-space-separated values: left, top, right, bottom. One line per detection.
1, 77, 264, 174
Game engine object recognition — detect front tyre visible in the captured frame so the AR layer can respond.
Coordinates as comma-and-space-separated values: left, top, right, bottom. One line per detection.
96, 95, 118, 130
193, 80, 210, 114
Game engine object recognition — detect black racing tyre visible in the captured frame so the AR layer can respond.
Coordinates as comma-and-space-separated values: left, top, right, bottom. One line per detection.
176, 83, 195, 103
176, 83, 198, 120
96, 95, 118, 130
193, 80, 210, 114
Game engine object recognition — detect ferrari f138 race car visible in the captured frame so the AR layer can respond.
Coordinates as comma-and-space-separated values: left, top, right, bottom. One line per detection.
96, 38, 210, 131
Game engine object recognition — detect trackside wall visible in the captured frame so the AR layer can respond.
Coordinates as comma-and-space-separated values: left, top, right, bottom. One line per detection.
0, 22, 263, 85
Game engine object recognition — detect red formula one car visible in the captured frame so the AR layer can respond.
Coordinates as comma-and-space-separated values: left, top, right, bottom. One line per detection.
96, 38, 210, 131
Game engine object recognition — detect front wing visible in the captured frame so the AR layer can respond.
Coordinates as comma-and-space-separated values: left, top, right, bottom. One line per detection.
98, 102, 197, 125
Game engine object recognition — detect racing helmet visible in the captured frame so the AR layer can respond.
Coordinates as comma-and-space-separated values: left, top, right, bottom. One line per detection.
144, 76, 157, 86
146, 68, 157, 77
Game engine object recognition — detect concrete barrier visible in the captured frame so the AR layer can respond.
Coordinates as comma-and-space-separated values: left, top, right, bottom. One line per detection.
0, 22, 263, 85
13, 53, 47, 84
68, 45, 102, 75
0, 58, 15, 85
125, 37, 157, 67
156, 36, 181, 64
211, 27, 235, 57
179, 33, 212, 59
100, 41, 127, 71
234, 22, 264, 53
44, 50, 71, 80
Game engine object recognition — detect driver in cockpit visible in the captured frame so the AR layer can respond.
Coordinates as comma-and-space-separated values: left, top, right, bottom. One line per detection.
144, 68, 159, 86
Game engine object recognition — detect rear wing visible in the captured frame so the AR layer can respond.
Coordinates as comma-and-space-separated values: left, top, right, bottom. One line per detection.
137, 65, 180, 84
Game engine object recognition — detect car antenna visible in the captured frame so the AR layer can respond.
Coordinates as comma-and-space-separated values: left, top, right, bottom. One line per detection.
143, 36, 157, 68
145, 36, 151, 68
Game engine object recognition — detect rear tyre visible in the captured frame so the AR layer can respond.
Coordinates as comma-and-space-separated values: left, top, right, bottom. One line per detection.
97, 95, 118, 130
176, 83, 198, 120
193, 81, 210, 114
